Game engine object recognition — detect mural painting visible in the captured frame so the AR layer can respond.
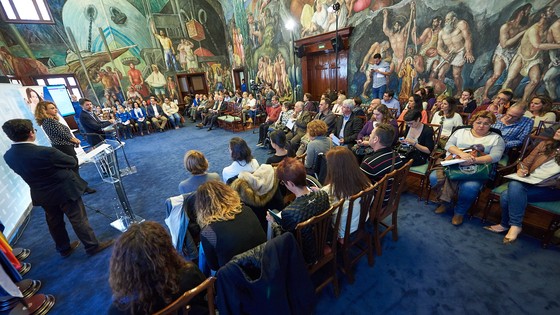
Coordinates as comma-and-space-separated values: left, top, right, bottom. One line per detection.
0, 0, 232, 106
0, 0, 558, 107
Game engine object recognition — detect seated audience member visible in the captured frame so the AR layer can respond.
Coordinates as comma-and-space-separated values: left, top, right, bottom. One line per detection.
471, 89, 513, 117
246, 93, 258, 123
492, 104, 533, 151
286, 101, 313, 150
266, 158, 330, 263
322, 146, 372, 240
431, 97, 464, 148
314, 98, 336, 134
398, 94, 428, 123
458, 88, 477, 113
331, 99, 364, 147
108, 221, 207, 315
425, 86, 437, 111
331, 94, 346, 115
115, 105, 133, 139
257, 96, 282, 146
197, 95, 225, 131
360, 123, 404, 182
197, 181, 266, 271
524, 95, 556, 129
352, 97, 365, 116
146, 96, 168, 132
266, 130, 295, 164
381, 90, 401, 117
353, 104, 398, 159
430, 94, 446, 117
273, 102, 294, 132
484, 126, 560, 243
130, 101, 149, 136
162, 97, 182, 129
429, 111, 505, 226
223, 137, 260, 183
305, 120, 333, 173
303, 93, 317, 112
398, 110, 435, 166
179, 150, 221, 194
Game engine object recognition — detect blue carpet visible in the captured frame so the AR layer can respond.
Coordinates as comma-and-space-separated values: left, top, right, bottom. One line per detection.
10, 122, 560, 314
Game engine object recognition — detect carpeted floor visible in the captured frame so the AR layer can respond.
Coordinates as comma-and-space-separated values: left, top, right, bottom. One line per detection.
9, 122, 560, 314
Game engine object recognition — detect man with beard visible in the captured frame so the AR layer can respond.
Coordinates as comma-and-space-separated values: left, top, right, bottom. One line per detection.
436, 11, 475, 97
482, 4, 532, 100
414, 16, 443, 78
383, 4, 414, 73
502, 7, 560, 104
360, 41, 391, 98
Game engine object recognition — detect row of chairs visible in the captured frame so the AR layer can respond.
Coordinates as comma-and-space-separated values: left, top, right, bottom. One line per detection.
155, 159, 413, 314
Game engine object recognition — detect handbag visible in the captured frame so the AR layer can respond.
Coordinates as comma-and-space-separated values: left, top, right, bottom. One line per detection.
443, 149, 494, 181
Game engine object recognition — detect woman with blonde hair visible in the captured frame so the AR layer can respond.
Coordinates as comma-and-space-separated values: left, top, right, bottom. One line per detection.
108, 221, 207, 314
196, 181, 266, 271
322, 146, 372, 239
178, 150, 221, 194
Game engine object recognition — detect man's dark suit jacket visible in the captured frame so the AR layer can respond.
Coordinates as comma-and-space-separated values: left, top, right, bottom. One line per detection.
79, 110, 112, 146
146, 105, 167, 118
333, 113, 364, 146
4, 143, 87, 206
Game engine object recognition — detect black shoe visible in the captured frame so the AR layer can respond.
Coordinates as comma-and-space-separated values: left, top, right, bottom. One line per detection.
60, 241, 80, 258
87, 239, 114, 256
84, 187, 97, 195
207, 127, 213, 131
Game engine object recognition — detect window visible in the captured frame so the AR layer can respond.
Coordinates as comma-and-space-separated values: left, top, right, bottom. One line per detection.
0, 0, 53, 24
32, 74, 83, 99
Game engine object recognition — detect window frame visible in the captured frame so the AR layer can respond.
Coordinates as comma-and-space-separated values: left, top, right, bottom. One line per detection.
0, 0, 54, 24
31, 74, 84, 100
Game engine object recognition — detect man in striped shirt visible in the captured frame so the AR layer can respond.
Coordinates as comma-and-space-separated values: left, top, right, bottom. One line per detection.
360, 123, 403, 183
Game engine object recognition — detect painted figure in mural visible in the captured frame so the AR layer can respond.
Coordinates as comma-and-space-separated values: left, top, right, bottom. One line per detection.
247, 13, 262, 48
301, 0, 329, 37
106, 66, 124, 102
436, 11, 475, 97
481, 4, 532, 100
94, 68, 121, 104
413, 16, 443, 78
543, 17, 560, 100
178, 39, 198, 71
382, 2, 415, 74
325, 0, 348, 32
146, 64, 167, 101
151, 23, 180, 72
502, 7, 560, 104
232, 21, 245, 68
0, 47, 48, 77
167, 76, 179, 101
127, 62, 149, 98
398, 56, 417, 101
360, 41, 391, 98
213, 65, 224, 92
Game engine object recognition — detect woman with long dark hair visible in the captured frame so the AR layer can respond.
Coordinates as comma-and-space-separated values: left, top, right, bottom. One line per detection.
108, 221, 207, 314
484, 127, 560, 243
222, 137, 259, 183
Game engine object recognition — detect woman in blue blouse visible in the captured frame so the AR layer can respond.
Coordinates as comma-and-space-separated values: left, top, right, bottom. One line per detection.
115, 105, 133, 139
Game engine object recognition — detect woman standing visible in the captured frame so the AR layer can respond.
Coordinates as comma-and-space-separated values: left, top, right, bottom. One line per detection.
35, 101, 95, 193
484, 127, 560, 243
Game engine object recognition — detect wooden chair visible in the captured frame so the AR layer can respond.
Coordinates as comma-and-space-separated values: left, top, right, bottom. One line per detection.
217, 102, 245, 132
388, 108, 399, 120
338, 184, 378, 283
296, 153, 306, 165
535, 121, 559, 136
371, 160, 413, 256
407, 123, 443, 201
153, 277, 217, 315
294, 199, 344, 296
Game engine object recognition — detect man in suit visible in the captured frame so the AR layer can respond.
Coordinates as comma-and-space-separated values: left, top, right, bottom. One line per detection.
197, 95, 226, 131
2, 119, 113, 257
78, 98, 114, 147
146, 95, 168, 132
331, 99, 364, 147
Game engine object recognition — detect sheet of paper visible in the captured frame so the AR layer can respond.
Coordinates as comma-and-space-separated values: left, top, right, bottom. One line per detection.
331, 134, 341, 146
441, 159, 466, 166
504, 173, 543, 185
285, 119, 295, 130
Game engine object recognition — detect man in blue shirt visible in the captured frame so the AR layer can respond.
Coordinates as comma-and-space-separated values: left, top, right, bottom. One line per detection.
381, 90, 401, 117
492, 104, 533, 151
240, 79, 247, 93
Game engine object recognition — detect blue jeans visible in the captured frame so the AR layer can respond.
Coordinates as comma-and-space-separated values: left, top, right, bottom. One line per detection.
371, 84, 387, 99
168, 113, 181, 128
500, 181, 560, 227
428, 170, 484, 215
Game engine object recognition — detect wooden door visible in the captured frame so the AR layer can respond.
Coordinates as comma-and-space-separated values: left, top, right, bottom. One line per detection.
306, 51, 348, 98
176, 73, 208, 103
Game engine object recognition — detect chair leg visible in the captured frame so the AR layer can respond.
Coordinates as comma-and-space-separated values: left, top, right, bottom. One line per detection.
392, 215, 398, 241
332, 259, 340, 297
342, 246, 354, 284
482, 196, 497, 223
366, 236, 374, 266
425, 184, 433, 205
418, 176, 425, 201
374, 222, 382, 256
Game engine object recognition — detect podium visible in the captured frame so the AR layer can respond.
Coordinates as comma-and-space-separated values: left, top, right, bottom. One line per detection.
83, 140, 143, 232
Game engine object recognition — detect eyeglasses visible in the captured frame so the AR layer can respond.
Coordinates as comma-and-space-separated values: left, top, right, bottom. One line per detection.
474, 121, 491, 126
